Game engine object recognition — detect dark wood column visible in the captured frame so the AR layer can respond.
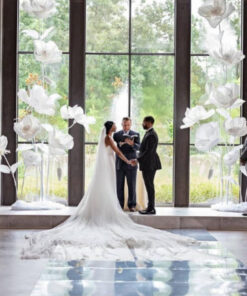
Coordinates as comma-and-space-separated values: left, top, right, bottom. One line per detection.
68, 0, 86, 206
1, 0, 18, 205
173, 0, 191, 207
241, 0, 247, 202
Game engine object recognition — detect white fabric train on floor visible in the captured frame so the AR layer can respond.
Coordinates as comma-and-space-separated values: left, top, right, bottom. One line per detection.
22, 127, 214, 261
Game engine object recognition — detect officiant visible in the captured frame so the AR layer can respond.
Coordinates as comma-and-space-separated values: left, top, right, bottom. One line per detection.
113, 117, 140, 211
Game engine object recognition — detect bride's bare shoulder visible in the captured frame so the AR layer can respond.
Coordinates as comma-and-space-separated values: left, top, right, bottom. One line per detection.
105, 135, 112, 146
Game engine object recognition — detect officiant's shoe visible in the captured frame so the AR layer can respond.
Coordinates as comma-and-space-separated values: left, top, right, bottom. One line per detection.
129, 207, 136, 212
139, 208, 156, 215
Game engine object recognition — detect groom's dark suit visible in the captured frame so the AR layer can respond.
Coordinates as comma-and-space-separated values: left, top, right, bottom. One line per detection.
113, 130, 140, 209
138, 128, 161, 210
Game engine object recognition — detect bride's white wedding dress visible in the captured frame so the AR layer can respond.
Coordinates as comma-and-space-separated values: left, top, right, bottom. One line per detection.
22, 128, 211, 261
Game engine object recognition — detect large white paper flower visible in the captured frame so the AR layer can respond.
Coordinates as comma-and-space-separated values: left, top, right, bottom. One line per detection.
14, 115, 41, 140
180, 106, 215, 129
223, 145, 243, 166
60, 105, 77, 120
60, 105, 96, 133
34, 40, 62, 64
18, 85, 61, 116
195, 122, 220, 152
0, 136, 10, 157
48, 128, 74, 155
21, 0, 57, 19
0, 136, 18, 174
209, 48, 245, 65
22, 150, 41, 167
224, 117, 247, 137
198, 0, 235, 28
205, 83, 243, 109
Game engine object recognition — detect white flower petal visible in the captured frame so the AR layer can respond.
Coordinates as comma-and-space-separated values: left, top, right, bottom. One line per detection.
230, 99, 245, 109
49, 93, 61, 102
14, 115, 41, 140
23, 85, 60, 116
41, 123, 54, 133
22, 151, 41, 167
198, 0, 235, 28
0, 164, 10, 174
225, 117, 247, 137
34, 40, 62, 64
17, 145, 33, 152
0, 135, 8, 154
180, 106, 214, 129
21, 0, 57, 19
206, 83, 241, 109
195, 122, 220, 152
22, 29, 40, 39
18, 89, 29, 104
48, 128, 74, 154
10, 162, 20, 173
210, 48, 245, 65
60, 105, 70, 119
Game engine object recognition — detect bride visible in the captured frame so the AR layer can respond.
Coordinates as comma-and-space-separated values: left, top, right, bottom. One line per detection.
22, 121, 210, 261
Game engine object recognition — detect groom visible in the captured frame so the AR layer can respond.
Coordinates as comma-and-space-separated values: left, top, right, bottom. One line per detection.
137, 116, 161, 215
113, 117, 140, 211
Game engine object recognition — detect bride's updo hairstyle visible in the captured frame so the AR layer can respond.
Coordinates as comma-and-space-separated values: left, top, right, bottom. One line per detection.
104, 121, 114, 135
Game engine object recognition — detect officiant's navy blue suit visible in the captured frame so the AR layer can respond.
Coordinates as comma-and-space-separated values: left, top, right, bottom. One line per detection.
113, 130, 140, 209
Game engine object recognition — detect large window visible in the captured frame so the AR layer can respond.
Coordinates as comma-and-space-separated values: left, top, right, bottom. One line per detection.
17, 0, 69, 200
2, 0, 245, 206
15, 0, 174, 205
85, 0, 174, 205
190, 0, 242, 205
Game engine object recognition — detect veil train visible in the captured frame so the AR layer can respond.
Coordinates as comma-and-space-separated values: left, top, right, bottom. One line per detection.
22, 127, 213, 262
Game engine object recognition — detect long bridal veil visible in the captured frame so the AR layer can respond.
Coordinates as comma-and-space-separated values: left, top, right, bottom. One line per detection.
22, 127, 213, 261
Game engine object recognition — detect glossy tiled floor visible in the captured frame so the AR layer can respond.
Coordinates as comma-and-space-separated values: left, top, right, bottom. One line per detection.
1, 229, 247, 296
31, 230, 247, 296
31, 257, 247, 296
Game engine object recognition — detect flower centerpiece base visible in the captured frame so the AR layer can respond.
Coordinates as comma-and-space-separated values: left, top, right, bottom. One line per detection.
211, 202, 247, 213
11, 199, 65, 211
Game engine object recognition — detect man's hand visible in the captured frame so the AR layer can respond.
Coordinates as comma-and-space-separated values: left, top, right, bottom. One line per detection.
130, 159, 138, 166
119, 141, 126, 147
125, 138, 134, 146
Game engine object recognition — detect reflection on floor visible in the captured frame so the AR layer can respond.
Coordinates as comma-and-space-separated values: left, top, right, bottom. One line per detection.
30, 230, 247, 296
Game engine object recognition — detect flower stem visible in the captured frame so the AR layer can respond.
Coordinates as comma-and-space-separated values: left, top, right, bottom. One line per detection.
218, 23, 224, 56
3, 155, 18, 197
40, 151, 44, 201
46, 151, 50, 198
68, 121, 76, 129
20, 167, 26, 199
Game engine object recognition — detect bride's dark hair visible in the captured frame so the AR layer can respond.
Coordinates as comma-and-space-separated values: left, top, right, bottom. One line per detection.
104, 121, 114, 135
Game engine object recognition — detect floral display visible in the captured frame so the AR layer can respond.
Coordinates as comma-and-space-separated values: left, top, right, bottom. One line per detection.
205, 83, 243, 109
1, 0, 96, 210
34, 40, 62, 64
14, 115, 41, 140
180, 106, 215, 129
181, 0, 246, 212
60, 105, 96, 133
18, 85, 61, 116
224, 117, 247, 138
194, 122, 220, 152
198, 0, 235, 28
